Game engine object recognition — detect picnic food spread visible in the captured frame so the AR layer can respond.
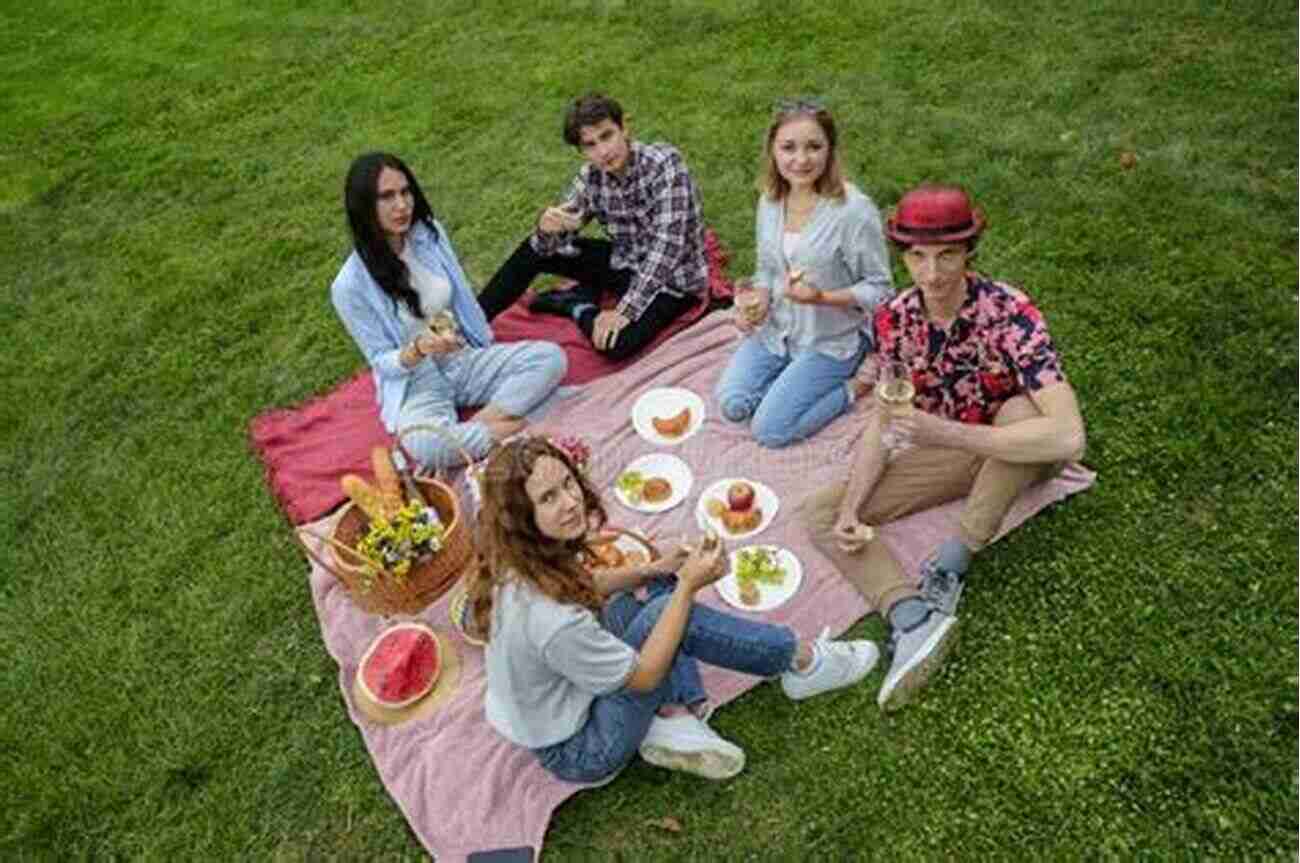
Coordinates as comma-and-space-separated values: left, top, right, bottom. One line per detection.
341, 448, 446, 577
357, 622, 442, 709
651, 406, 691, 438
705, 480, 763, 534
642, 477, 672, 503
734, 547, 787, 607
581, 540, 650, 571
617, 470, 672, 504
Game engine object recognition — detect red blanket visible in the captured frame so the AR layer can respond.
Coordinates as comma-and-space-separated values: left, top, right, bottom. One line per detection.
249, 231, 733, 524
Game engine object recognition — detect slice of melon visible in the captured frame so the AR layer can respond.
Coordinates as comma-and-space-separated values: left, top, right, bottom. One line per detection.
357, 622, 441, 709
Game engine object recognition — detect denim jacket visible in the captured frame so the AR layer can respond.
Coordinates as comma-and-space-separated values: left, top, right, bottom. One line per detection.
330, 219, 492, 432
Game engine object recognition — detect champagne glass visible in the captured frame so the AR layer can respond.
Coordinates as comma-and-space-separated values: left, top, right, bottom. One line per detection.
733, 278, 767, 334
875, 360, 916, 454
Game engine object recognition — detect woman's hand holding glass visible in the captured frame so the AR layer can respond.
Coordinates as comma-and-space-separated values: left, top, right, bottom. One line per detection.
414, 331, 460, 357
676, 536, 727, 593
733, 278, 769, 334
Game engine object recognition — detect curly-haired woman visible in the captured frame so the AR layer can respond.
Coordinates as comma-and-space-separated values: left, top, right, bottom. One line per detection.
468, 437, 879, 783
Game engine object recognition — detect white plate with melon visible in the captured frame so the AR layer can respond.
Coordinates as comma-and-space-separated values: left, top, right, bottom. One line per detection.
631, 387, 706, 446
694, 478, 778, 540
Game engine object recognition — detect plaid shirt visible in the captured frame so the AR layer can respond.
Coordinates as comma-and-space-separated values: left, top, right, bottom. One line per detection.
874, 274, 1067, 425
530, 140, 708, 321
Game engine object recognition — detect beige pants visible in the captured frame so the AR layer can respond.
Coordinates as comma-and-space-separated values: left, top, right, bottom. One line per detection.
800, 442, 1059, 615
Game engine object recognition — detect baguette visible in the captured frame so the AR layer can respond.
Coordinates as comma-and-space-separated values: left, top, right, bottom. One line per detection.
369, 447, 405, 516
341, 474, 392, 522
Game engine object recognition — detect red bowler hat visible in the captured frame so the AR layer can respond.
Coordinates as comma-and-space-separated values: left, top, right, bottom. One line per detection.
885, 184, 986, 244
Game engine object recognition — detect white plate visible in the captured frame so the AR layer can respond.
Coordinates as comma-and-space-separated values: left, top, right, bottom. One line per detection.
612, 453, 693, 514
694, 478, 779, 540
715, 546, 803, 612
631, 387, 706, 446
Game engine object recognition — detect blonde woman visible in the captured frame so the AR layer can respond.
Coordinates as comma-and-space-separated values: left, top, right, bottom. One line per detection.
714, 100, 893, 447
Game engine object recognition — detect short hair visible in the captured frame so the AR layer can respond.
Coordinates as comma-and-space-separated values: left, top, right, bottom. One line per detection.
892, 237, 981, 257
563, 93, 625, 147
758, 101, 846, 202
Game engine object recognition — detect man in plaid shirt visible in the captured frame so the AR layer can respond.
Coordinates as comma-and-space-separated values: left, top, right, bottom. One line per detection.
478, 93, 708, 360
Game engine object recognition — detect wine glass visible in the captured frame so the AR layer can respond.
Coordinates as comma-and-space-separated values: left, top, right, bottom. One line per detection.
733, 278, 767, 335
875, 360, 915, 454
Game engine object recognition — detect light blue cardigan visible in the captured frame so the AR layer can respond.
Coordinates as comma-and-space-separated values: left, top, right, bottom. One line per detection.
753, 182, 893, 360
330, 219, 493, 433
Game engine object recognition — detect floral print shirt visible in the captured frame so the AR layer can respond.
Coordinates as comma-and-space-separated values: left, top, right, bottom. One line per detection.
873, 273, 1066, 425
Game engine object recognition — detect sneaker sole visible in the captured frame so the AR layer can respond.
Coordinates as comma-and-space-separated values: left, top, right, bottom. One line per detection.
878, 616, 960, 712
639, 744, 745, 780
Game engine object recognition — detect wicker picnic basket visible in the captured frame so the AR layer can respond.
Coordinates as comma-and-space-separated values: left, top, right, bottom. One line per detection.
297, 426, 477, 616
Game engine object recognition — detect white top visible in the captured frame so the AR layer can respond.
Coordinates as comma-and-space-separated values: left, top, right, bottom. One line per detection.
397, 246, 454, 340
484, 578, 637, 748
783, 230, 800, 260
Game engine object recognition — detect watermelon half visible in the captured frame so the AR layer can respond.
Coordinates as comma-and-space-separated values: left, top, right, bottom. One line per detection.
357, 622, 441, 709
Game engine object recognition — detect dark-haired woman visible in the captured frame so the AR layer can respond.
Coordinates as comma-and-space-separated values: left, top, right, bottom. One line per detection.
714, 101, 894, 448
331, 153, 567, 469
470, 437, 879, 783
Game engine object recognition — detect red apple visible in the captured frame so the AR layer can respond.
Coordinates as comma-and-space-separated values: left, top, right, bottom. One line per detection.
726, 481, 756, 512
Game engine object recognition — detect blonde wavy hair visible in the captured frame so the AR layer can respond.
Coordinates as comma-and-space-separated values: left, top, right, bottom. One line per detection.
467, 437, 607, 639
757, 100, 846, 202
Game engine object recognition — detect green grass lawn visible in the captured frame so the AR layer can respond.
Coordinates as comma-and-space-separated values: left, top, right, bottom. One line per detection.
2, 0, 1296, 858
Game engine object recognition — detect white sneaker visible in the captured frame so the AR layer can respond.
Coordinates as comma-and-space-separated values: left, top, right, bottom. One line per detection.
638, 714, 746, 780
780, 627, 881, 701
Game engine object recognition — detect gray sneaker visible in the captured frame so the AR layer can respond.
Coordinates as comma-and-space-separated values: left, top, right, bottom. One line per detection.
877, 609, 959, 712
921, 558, 966, 617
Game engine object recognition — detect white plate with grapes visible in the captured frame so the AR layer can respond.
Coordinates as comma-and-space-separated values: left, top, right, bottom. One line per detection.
714, 545, 802, 612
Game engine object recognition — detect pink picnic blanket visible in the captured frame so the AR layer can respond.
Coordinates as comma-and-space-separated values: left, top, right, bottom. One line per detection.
296, 310, 1096, 861
249, 231, 732, 526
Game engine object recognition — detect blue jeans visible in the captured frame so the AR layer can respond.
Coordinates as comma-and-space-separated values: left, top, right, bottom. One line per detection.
533, 577, 797, 783
714, 331, 870, 448
396, 340, 566, 470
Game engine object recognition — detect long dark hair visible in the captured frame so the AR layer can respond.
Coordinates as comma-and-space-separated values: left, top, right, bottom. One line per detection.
468, 437, 608, 639
343, 152, 438, 318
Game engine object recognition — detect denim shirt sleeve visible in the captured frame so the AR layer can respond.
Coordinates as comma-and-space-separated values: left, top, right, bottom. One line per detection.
330, 256, 411, 382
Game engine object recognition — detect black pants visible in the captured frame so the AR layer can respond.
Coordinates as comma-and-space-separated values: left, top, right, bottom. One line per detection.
479, 237, 698, 362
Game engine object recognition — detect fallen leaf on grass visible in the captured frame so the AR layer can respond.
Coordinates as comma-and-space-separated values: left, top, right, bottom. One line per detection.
645, 816, 683, 833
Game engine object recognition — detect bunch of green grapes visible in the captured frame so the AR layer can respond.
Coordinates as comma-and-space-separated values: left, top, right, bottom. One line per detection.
735, 547, 785, 585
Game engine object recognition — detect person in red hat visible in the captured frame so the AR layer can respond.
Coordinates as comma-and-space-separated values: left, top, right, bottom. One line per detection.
799, 183, 1087, 711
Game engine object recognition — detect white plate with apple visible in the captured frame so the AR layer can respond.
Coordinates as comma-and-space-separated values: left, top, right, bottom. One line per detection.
694, 478, 778, 540
714, 545, 803, 612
